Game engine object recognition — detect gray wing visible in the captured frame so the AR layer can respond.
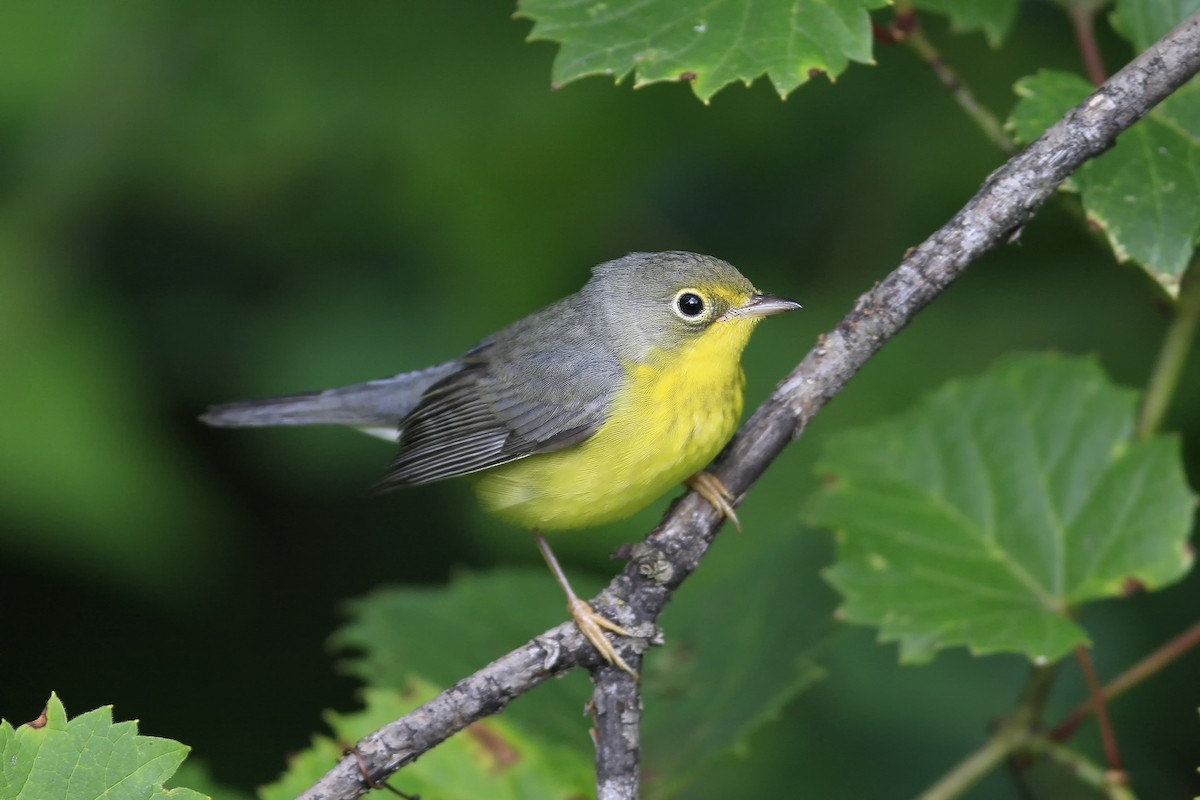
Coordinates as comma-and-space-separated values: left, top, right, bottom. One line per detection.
376, 343, 621, 489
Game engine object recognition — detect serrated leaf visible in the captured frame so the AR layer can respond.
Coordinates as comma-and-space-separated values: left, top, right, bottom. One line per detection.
0, 693, 206, 800
333, 569, 596, 744
1010, 69, 1200, 297
912, 0, 1020, 47
516, 0, 885, 103
807, 354, 1196, 664
1111, 0, 1200, 52
336, 537, 832, 796
259, 684, 592, 800
169, 761, 254, 800
1009, 70, 1094, 142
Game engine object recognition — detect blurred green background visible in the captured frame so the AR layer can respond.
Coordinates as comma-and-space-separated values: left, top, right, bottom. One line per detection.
2, 1, 1197, 797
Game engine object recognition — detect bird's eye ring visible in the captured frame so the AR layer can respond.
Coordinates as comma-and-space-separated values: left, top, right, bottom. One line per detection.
674, 290, 707, 321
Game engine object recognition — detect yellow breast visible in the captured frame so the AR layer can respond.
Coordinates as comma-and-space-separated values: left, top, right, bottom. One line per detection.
476, 318, 756, 531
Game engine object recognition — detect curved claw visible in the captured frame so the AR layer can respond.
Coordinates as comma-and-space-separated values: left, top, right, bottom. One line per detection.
567, 597, 638, 678
534, 532, 639, 678
687, 471, 742, 533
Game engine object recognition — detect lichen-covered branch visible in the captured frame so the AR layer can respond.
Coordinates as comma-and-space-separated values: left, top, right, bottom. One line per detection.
298, 13, 1200, 800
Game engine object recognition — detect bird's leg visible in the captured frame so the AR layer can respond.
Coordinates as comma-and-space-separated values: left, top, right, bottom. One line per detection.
533, 532, 638, 678
686, 471, 743, 532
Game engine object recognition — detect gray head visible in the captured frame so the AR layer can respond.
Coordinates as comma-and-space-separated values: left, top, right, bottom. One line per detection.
581, 251, 798, 360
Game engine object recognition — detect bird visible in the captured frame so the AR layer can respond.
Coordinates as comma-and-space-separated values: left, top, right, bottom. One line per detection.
201, 251, 801, 676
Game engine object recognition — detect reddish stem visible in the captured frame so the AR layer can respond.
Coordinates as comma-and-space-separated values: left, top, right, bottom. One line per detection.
873, 9, 918, 45
1053, 621, 1200, 741
1070, 2, 1109, 86
1072, 646, 1125, 777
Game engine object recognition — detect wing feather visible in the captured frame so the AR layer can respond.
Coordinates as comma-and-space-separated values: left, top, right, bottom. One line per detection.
376, 343, 621, 490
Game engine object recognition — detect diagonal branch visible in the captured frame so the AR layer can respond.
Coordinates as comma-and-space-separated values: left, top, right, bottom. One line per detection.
298, 12, 1200, 800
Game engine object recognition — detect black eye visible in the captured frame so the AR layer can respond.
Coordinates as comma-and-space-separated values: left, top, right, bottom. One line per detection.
676, 292, 705, 318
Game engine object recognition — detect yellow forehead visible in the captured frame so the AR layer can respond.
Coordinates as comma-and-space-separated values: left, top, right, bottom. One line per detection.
693, 282, 756, 309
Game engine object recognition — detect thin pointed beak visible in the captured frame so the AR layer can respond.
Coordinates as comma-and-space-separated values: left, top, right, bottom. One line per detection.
720, 293, 802, 322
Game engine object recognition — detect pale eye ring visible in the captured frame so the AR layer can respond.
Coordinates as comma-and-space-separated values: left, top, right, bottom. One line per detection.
673, 289, 709, 322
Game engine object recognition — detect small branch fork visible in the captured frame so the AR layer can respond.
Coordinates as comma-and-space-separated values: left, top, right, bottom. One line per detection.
1051, 621, 1200, 742
1073, 646, 1125, 779
876, 10, 1015, 154
591, 666, 643, 800
299, 14, 1200, 800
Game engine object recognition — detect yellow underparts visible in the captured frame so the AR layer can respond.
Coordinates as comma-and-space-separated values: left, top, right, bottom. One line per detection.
476, 317, 759, 531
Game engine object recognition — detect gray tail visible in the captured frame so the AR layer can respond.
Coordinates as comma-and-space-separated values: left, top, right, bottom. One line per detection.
200, 362, 459, 440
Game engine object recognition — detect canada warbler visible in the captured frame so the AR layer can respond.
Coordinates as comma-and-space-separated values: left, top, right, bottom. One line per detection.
202, 251, 800, 675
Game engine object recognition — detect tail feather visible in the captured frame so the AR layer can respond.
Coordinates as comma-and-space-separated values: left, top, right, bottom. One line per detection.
200, 362, 460, 440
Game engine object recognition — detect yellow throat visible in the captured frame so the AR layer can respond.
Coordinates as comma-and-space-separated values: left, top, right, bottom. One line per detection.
476, 306, 763, 531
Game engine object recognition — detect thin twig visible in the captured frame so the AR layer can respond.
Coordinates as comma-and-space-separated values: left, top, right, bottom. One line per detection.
1070, 1, 1110, 86
1023, 736, 1139, 799
1073, 646, 1125, 776
875, 10, 1014, 154
1052, 620, 1200, 741
919, 666, 1058, 800
1003, 662, 1065, 799
1137, 263, 1200, 437
919, 719, 1031, 800
297, 14, 1200, 800
903, 24, 1016, 154
342, 745, 417, 799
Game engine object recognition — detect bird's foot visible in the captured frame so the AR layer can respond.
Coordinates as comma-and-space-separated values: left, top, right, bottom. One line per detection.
687, 471, 742, 532
567, 597, 638, 679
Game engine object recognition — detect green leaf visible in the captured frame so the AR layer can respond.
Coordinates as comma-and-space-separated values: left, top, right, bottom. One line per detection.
1111, 0, 1200, 52
335, 526, 832, 796
1008, 70, 1093, 143
516, 0, 885, 103
334, 569, 597, 744
259, 684, 593, 800
1078, 108, 1200, 294
807, 354, 1196, 664
0, 693, 206, 800
1009, 69, 1200, 298
643, 518, 830, 795
912, 0, 1020, 47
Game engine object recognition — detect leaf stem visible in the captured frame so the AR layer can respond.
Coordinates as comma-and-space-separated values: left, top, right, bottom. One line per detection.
1136, 263, 1200, 438
1052, 621, 1200, 741
918, 666, 1058, 800
1018, 660, 1061, 710
894, 14, 1015, 154
1072, 646, 1125, 776
1069, 1, 1109, 86
918, 715, 1032, 800
1024, 735, 1139, 799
